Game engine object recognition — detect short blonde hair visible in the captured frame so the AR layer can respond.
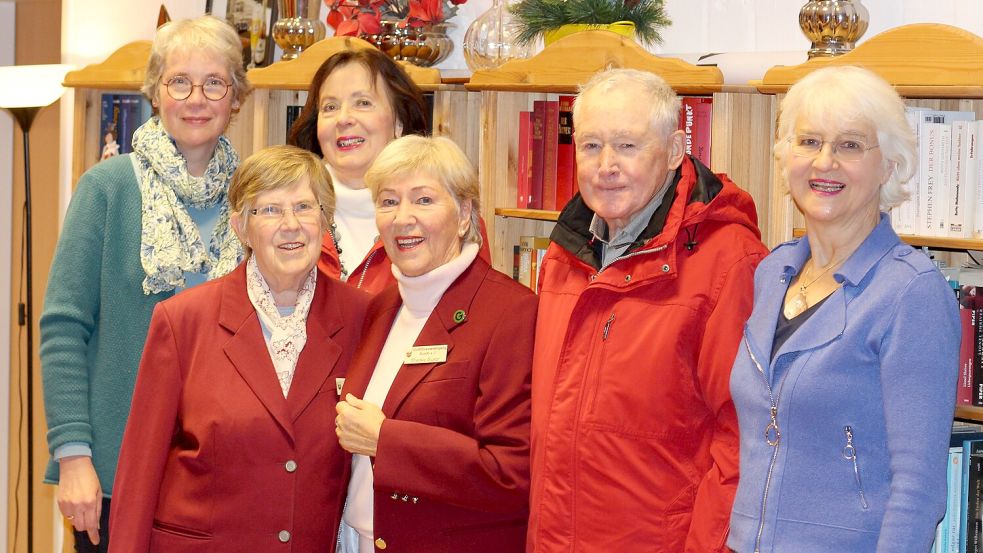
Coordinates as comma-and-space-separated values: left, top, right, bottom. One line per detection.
776, 65, 915, 210
364, 135, 482, 246
574, 68, 681, 138
229, 145, 334, 255
142, 15, 252, 110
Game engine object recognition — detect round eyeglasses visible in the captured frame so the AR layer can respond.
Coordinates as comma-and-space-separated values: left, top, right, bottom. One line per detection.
248, 202, 323, 222
163, 76, 232, 102
790, 134, 880, 162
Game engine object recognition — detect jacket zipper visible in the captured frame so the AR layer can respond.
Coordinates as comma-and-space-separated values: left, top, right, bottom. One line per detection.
355, 248, 378, 289
744, 338, 787, 553
593, 244, 669, 278
602, 313, 615, 340
842, 425, 869, 510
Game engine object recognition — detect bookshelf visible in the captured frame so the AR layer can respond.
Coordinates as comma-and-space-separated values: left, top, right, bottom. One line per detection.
758, 23, 983, 424
467, 30, 777, 275
62, 41, 255, 187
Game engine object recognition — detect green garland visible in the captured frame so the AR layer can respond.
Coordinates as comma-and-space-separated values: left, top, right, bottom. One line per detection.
511, 0, 671, 46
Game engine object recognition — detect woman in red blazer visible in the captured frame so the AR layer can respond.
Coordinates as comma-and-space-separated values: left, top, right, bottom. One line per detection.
109, 146, 369, 552
334, 135, 535, 553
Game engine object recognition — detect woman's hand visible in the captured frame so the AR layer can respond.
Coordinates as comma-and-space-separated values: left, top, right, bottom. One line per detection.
335, 394, 386, 456
57, 455, 102, 545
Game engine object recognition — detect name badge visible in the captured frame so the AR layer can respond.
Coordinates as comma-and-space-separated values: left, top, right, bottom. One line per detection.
335, 377, 345, 396
405, 345, 448, 364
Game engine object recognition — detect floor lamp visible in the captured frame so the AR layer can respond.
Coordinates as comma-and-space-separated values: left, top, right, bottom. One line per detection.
0, 63, 71, 551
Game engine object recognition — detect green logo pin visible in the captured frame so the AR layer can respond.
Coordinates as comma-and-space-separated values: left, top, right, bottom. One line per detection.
453, 309, 466, 323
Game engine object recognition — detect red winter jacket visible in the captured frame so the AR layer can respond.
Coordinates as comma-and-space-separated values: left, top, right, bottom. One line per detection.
318, 219, 493, 295
527, 157, 768, 553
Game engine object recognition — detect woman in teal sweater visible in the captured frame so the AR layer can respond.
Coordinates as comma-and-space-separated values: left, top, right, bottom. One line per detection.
40, 15, 251, 552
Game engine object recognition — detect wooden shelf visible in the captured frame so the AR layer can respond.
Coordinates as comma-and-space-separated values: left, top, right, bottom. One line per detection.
792, 228, 983, 250
495, 208, 561, 221
247, 36, 442, 90
955, 405, 983, 423
467, 30, 723, 94
755, 24, 983, 97
63, 41, 150, 90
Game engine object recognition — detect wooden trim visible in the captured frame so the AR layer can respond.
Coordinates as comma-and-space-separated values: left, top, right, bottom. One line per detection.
495, 208, 561, 221
467, 30, 723, 93
247, 36, 441, 89
955, 405, 983, 423
756, 24, 983, 94
63, 41, 150, 90
792, 228, 983, 251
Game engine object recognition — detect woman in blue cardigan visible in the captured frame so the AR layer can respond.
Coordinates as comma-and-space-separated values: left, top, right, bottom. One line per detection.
728, 65, 960, 552
40, 16, 250, 551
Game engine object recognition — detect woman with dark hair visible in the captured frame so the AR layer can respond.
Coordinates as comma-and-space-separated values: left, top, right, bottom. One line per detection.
290, 48, 488, 293
289, 48, 427, 292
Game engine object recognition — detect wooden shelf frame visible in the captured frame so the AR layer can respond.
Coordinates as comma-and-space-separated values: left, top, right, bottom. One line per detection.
792, 228, 983, 251
955, 405, 983, 423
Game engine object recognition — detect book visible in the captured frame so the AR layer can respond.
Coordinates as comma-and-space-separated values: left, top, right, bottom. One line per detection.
556, 95, 577, 210
285, 105, 303, 139
919, 122, 948, 237
117, 93, 147, 155
530, 101, 546, 210
680, 97, 713, 168
962, 439, 983, 552
518, 236, 534, 288
512, 245, 521, 281
517, 111, 533, 208
99, 93, 121, 161
949, 120, 976, 237
542, 100, 560, 211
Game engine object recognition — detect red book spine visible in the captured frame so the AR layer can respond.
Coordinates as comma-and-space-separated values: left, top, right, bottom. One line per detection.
961, 306, 975, 405
542, 100, 560, 211
516, 111, 532, 209
556, 95, 576, 210
691, 97, 713, 167
530, 101, 546, 210
679, 98, 694, 156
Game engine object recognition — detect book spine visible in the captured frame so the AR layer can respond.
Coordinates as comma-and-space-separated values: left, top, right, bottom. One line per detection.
960, 306, 975, 405
518, 236, 534, 289
118, 94, 142, 154
542, 100, 559, 211
512, 245, 520, 281
688, 97, 713, 168
556, 95, 576, 210
679, 98, 694, 156
950, 121, 971, 237
517, 111, 533, 209
920, 122, 943, 236
975, 305, 983, 407
945, 447, 962, 553
530, 101, 546, 210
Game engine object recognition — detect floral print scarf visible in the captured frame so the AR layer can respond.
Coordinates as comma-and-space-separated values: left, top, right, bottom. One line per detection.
245, 255, 317, 397
132, 116, 242, 294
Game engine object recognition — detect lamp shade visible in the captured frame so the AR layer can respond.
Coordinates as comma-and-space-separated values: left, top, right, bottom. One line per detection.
0, 64, 72, 108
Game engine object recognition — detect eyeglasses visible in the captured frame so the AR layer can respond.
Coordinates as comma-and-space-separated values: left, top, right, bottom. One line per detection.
163, 76, 232, 102
790, 134, 880, 162
248, 202, 322, 221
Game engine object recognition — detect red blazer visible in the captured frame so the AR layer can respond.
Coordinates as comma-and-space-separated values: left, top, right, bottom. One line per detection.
338, 256, 535, 553
109, 263, 369, 552
318, 218, 494, 295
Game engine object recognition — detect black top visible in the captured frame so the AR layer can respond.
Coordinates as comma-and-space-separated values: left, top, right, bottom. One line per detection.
771, 294, 830, 361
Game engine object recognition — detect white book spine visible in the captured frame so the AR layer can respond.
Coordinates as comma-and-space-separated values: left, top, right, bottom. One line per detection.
936, 124, 952, 237
963, 121, 979, 238
949, 121, 969, 237
920, 122, 942, 236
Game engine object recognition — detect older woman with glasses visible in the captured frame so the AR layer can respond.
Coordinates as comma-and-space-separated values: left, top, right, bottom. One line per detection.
40, 16, 250, 551
108, 145, 369, 552
728, 65, 960, 552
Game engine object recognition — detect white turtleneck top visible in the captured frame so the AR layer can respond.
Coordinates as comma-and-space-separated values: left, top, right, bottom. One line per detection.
328, 165, 379, 279
342, 242, 480, 553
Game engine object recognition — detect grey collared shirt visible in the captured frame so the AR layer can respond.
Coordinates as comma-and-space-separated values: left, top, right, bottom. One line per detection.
590, 174, 674, 268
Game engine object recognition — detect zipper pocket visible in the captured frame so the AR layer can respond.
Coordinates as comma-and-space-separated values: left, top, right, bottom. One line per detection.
842, 425, 869, 510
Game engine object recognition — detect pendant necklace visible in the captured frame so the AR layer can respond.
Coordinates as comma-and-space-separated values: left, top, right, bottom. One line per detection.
783, 257, 845, 319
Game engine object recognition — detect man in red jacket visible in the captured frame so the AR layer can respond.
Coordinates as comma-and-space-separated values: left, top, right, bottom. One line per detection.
527, 68, 768, 552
